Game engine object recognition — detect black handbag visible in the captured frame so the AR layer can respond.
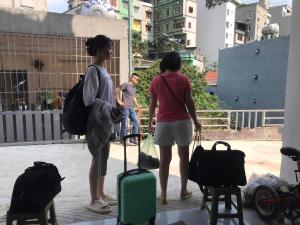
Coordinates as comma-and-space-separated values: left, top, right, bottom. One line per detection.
189, 141, 247, 187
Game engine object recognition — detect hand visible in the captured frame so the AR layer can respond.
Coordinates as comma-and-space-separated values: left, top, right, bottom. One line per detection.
194, 120, 202, 132
148, 123, 155, 134
118, 102, 126, 108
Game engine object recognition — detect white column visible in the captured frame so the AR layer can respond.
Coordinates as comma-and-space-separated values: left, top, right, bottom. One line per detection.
280, 0, 300, 184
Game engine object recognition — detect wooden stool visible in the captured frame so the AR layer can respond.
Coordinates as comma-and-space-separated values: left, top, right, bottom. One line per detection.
6, 200, 57, 225
202, 186, 244, 225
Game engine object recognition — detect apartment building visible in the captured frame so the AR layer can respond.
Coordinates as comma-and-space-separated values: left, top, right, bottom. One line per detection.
197, 0, 237, 65
153, 0, 197, 49
236, 0, 270, 41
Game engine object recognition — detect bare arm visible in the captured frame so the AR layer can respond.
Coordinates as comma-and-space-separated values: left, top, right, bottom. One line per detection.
115, 86, 125, 107
148, 93, 157, 132
133, 96, 140, 108
185, 91, 201, 131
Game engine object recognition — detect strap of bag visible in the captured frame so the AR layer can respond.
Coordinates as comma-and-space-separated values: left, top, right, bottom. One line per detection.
211, 141, 231, 151
160, 75, 187, 112
87, 64, 101, 98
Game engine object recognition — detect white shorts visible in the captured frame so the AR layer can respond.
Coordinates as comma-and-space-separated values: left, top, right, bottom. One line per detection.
154, 119, 193, 147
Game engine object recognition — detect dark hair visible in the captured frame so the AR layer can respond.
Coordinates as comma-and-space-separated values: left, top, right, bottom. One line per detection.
160, 51, 181, 73
131, 73, 139, 78
85, 35, 113, 56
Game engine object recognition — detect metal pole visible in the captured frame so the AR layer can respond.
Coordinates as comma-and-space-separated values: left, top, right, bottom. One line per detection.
128, 0, 133, 78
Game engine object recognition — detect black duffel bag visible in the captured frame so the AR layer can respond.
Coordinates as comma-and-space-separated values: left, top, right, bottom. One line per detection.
189, 141, 246, 187
8, 161, 64, 214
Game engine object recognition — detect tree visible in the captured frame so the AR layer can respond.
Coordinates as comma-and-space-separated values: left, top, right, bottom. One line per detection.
135, 61, 220, 110
132, 31, 148, 58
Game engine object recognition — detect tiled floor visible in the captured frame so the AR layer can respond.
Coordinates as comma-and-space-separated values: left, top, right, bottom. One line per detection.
65, 206, 283, 225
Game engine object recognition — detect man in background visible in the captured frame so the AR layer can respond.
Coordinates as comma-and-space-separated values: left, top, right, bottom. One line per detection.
115, 73, 141, 144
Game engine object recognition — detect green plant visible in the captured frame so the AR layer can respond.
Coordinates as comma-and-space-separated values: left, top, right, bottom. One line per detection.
135, 61, 220, 110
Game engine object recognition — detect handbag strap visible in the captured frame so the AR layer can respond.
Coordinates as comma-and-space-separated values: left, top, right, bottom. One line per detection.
160, 75, 187, 112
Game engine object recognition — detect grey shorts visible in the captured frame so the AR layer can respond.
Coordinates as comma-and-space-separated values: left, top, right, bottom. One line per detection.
89, 142, 110, 176
154, 119, 193, 147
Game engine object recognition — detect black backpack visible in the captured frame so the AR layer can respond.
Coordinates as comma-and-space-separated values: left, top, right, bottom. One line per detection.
63, 65, 101, 135
9, 162, 64, 214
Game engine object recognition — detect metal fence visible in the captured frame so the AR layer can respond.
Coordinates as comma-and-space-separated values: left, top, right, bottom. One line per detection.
0, 109, 285, 145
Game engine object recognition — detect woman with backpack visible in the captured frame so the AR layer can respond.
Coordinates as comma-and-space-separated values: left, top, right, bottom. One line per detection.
83, 35, 116, 213
148, 51, 201, 205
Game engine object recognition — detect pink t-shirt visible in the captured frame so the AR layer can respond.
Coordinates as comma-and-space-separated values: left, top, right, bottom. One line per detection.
150, 72, 192, 122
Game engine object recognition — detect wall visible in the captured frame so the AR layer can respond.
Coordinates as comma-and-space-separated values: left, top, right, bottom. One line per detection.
217, 36, 289, 110
0, 8, 129, 83
197, 1, 235, 65
280, 0, 300, 184
0, 0, 47, 11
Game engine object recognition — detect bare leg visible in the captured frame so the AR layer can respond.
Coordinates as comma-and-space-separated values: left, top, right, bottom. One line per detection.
89, 158, 98, 204
97, 144, 110, 199
159, 146, 172, 201
178, 145, 190, 196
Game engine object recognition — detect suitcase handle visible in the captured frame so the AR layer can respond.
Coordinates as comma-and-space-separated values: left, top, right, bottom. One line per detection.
123, 134, 141, 173
211, 141, 231, 151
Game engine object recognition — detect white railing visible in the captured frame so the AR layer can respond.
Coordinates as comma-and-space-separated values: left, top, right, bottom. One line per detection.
0, 109, 284, 145
138, 109, 285, 135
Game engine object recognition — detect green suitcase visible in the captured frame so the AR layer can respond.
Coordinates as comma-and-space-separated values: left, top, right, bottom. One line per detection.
117, 134, 156, 225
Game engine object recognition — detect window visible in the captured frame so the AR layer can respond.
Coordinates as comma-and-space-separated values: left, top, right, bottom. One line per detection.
174, 6, 180, 14
123, 2, 128, 9
165, 23, 169, 31
226, 33, 228, 39
146, 11, 152, 19
237, 33, 243, 41
166, 8, 170, 17
246, 25, 250, 32
188, 22, 191, 29
146, 25, 152, 32
155, 25, 160, 32
155, 11, 161, 19
189, 7, 193, 13
247, 11, 253, 20
134, 6, 139, 14
226, 21, 229, 28
225, 43, 228, 47
187, 40, 190, 46
174, 20, 184, 29
227, 9, 230, 15
156, 0, 160, 4
110, 0, 117, 7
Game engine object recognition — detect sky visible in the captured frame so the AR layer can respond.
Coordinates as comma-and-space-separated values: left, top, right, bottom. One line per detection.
47, 0, 293, 13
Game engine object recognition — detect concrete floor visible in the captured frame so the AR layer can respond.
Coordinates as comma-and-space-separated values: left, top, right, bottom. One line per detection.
0, 140, 286, 225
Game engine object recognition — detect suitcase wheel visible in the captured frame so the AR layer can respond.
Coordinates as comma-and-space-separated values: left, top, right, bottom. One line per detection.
148, 217, 155, 225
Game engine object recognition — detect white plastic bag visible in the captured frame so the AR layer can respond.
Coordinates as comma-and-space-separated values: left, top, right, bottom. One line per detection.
242, 173, 289, 206
139, 134, 160, 170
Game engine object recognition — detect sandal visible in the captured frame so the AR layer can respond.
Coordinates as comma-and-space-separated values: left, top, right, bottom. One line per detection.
157, 197, 168, 205
180, 191, 192, 200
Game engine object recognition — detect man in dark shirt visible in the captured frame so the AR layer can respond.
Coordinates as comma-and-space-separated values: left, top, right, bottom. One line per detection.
116, 73, 141, 144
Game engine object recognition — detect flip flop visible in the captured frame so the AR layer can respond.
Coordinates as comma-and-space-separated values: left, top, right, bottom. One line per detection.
157, 197, 168, 205
180, 191, 192, 200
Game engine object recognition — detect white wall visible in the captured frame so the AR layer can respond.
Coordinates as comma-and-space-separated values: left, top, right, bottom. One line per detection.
196, 1, 236, 65
280, 0, 300, 184
0, 0, 47, 11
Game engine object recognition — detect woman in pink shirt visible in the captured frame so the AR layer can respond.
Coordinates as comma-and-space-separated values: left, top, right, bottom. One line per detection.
148, 51, 201, 204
